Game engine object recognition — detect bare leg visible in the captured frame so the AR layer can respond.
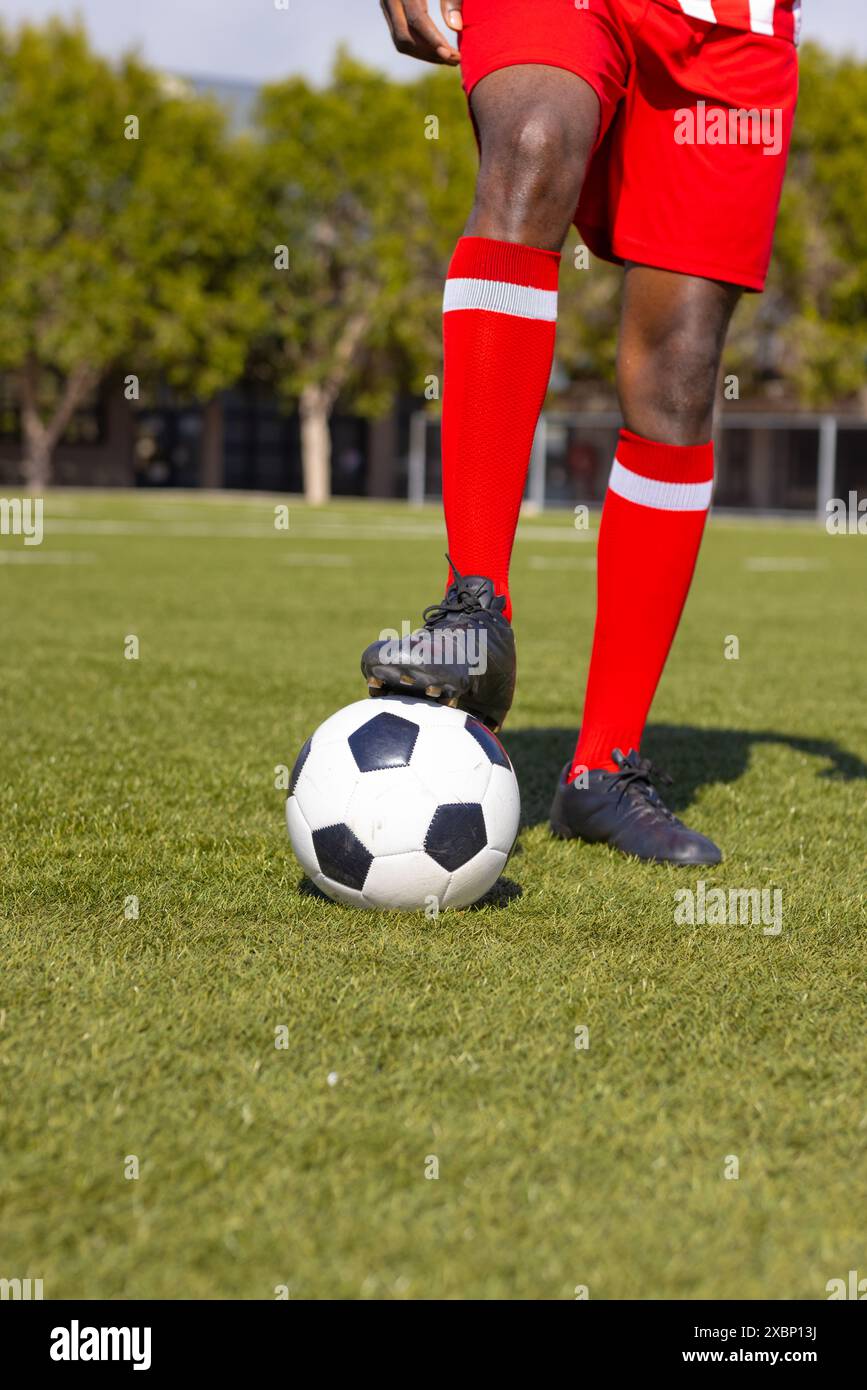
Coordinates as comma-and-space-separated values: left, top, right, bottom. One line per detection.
617, 264, 742, 445
466, 65, 600, 250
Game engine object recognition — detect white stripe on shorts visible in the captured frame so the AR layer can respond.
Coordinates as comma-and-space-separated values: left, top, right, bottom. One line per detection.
443, 277, 558, 321
608, 458, 713, 512
748, 0, 777, 36
677, 0, 717, 23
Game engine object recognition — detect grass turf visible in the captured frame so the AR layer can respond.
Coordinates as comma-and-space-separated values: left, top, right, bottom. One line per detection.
1, 490, 865, 1300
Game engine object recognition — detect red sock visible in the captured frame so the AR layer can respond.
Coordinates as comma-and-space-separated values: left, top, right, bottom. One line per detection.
441, 236, 560, 621
570, 429, 714, 778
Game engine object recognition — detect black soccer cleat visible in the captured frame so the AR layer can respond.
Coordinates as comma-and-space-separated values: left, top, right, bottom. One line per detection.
360, 561, 516, 732
549, 748, 722, 865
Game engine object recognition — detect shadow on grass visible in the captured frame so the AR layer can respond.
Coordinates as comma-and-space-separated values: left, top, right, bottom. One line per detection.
298, 876, 331, 902
500, 724, 867, 828
298, 874, 523, 910
469, 876, 522, 909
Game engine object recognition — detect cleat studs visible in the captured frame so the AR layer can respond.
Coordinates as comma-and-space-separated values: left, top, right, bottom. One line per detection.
367, 677, 384, 690
426, 685, 442, 698
399, 673, 415, 686
447, 697, 459, 708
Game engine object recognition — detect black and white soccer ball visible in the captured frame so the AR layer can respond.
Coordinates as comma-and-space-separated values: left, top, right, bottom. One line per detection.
286, 696, 520, 910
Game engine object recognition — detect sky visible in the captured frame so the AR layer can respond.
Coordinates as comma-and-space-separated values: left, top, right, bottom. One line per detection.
0, 1, 863, 84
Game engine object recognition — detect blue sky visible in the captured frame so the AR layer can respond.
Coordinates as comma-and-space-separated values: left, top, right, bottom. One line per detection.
0, 1, 862, 83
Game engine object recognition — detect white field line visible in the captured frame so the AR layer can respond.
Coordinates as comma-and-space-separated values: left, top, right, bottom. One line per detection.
281, 552, 351, 566
46, 519, 287, 538
744, 557, 827, 572
283, 522, 595, 542
527, 556, 597, 570
0, 549, 97, 564
34, 491, 832, 529
46, 518, 596, 543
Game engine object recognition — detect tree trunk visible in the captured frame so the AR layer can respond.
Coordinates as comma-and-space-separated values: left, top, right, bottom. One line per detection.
20, 361, 53, 492
296, 310, 370, 506
21, 424, 53, 492
200, 396, 225, 489
18, 356, 99, 492
299, 384, 331, 506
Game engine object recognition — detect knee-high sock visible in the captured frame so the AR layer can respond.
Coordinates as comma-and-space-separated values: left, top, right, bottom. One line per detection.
570, 429, 714, 777
441, 236, 560, 621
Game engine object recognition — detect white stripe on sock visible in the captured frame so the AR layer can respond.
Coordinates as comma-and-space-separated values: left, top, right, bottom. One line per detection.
443, 277, 558, 321
608, 457, 713, 512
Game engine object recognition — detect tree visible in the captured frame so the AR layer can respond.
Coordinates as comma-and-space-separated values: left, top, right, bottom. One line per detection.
726, 43, 867, 406
0, 20, 263, 488
251, 53, 476, 503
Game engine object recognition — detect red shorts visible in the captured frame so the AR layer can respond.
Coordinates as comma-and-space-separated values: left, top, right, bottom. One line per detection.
460, 0, 799, 290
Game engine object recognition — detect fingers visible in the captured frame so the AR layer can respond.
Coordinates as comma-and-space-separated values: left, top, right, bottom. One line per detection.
397, 0, 461, 65
440, 0, 464, 32
380, 1, 401, 47
407, 1, 460, 63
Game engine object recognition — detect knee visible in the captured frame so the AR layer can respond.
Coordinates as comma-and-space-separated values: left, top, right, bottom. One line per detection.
473, 106, 591, 242
511, 107, 588, 175
619, 322, 725, 445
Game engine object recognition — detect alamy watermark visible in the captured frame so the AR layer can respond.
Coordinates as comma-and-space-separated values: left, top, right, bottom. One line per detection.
674, 880, 783, 936
826, 493, 867, 535
674, 101, 784, 157
50, 1321, 152, 1371
378, 621, 488, 676
0, 1276, 44, 1299
826, 1269, 867, 1299
0, 496, 43, 545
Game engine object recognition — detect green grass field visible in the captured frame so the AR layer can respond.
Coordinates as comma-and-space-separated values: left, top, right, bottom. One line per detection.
1, 490, 865, 1300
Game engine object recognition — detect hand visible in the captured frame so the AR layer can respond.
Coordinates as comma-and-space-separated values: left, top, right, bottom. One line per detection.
379, 1, 463, 67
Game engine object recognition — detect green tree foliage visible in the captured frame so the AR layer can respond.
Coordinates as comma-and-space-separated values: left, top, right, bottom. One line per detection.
0, 22, 863, 495
557, 42, 867, 408
727, 43, 867, 405
250, 52, 476, 501
0, 20, 263, 487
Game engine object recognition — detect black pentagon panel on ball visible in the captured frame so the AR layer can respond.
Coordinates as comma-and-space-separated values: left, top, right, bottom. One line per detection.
312, 824, 373, 890
288, 736, 312, 795
425, 802, 487, 871
348, 711, 419, 773
465, 715, 512, 769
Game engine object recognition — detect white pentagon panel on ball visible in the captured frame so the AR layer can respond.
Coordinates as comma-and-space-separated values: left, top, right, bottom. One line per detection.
442, 847, 507, 908
344, 766, 437, 858
286, 795, 319, 879
412, 724, 492, 805
361, 851, 451, 911
482, 763, 521, 854
291, 737, 360, 831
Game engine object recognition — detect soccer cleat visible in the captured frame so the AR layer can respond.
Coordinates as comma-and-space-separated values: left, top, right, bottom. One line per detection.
549, 748, 722, 865
360, 561, 516, 732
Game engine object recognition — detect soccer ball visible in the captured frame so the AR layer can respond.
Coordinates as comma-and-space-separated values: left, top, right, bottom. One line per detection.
286, 696, 520, 910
